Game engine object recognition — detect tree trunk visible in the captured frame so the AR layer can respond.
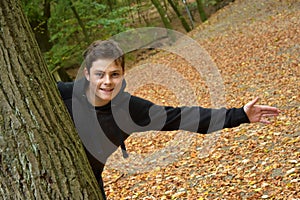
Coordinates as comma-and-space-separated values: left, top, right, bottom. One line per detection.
69, 0, 90, 44
29, 0, 52, 52
106, 0, 115, 11
150, 0, 173, 30
136, 0, 150, 26
195, 0, 207, 22
167, 0, 191, 32
0, 0, 103, 199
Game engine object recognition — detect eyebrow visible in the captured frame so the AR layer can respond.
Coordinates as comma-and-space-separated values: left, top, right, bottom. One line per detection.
94, 69, 121, 73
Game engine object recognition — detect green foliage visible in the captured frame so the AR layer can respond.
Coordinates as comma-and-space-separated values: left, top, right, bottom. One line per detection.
24, 0, 135, 71
22, 0, 44, 20
23, 0, 231, 72
207, 0, 218, 6
86, 4, 132, 37
204, 0, 223, 6
187, 1, 198, 10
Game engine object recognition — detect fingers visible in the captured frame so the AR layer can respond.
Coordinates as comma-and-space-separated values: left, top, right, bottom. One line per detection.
259, 105, 280, 115
259, 108, 280, 124
260, 119, 271, 124
248, 97, 260, 107
244, 97, 280, 124
262, 113, 279, 117
260, 112, 280, 124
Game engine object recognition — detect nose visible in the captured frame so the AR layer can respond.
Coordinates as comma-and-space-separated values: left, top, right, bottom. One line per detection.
103, 74, 112, 85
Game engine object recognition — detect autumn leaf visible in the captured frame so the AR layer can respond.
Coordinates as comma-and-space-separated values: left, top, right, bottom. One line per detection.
102, 0, 300, 199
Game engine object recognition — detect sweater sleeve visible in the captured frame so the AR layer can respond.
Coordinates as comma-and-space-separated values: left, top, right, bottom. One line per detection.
57, 81, 74, 100
128, 96, 250, 134
56, 81, 75, 118
162, 106, 249, 134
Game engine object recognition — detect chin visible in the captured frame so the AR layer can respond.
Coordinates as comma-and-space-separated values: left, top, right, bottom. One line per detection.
100, 96, 112, 101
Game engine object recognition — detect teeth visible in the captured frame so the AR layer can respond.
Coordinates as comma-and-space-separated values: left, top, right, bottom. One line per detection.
101, 88, 113, 91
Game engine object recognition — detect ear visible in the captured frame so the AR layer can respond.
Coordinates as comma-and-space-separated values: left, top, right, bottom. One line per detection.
84, 67, 90, 81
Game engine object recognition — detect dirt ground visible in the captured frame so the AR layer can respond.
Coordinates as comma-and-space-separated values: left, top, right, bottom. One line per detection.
102, 0, 300, 199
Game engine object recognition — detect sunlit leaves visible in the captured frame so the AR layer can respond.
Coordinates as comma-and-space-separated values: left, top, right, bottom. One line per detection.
43, 0, 134, 70
102, 1, 300, 199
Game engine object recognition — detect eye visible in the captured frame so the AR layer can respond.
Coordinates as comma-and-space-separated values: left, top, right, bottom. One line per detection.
112, 72, 120, 78
95, 72, 104, 78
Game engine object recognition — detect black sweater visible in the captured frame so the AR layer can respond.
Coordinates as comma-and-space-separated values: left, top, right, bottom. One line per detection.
57, 78, 249, 192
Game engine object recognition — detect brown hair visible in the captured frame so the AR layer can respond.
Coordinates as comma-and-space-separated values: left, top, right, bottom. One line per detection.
83, 40, 125, 72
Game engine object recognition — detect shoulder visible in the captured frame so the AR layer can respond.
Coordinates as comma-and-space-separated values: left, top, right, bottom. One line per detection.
126, 95, 159, 118
129, 95, 154, 107
57, 81, 74, 100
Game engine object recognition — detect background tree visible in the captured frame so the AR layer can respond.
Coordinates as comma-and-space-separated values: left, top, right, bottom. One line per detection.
150, 0, 173, 30
195, 0, 208, 22
167, 0, 192, 32
22, 0, 52, 52
44, 0, 132, 74
68, 0, 90, 44
106, 0, 116, 11
0, 0, 104, 199
21, 0, 232, 80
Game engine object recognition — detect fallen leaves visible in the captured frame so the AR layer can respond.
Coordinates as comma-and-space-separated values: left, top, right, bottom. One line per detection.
102, 0, 300, 199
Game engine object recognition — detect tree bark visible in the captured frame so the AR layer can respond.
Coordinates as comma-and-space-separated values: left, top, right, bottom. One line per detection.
0, 0, 103, 199
69, 0, 90, 44
150, 0, 173, 30
195, 0, 207, 22
167, 0, 191, 32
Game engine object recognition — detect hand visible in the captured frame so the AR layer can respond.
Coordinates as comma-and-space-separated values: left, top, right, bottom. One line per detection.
243, 97, 280, 124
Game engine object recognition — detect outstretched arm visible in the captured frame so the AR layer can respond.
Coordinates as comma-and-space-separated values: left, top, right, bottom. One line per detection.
127, 95, 280, 134
243, 97, 280, 124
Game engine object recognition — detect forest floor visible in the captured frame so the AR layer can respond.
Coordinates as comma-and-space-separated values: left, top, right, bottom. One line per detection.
102, 0, 300, 199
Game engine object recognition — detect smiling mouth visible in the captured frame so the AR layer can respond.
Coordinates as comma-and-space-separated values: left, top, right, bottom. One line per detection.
100, 88, 114, 92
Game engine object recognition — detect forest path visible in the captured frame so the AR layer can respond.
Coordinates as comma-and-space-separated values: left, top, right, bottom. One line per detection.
103, 0, 300, 199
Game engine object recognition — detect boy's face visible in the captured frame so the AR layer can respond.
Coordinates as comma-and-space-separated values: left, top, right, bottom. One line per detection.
84, 59, 124, 106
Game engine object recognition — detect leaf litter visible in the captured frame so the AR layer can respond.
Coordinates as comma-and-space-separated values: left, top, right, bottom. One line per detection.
103, 0, 300, 199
